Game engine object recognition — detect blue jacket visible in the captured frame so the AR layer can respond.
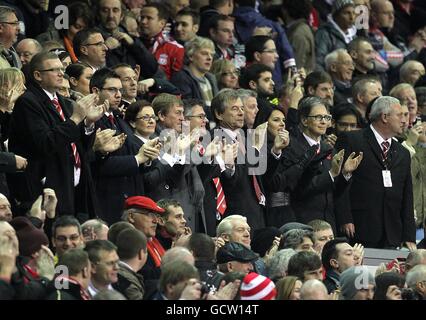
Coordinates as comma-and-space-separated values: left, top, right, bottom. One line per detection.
233, 6, 295, 88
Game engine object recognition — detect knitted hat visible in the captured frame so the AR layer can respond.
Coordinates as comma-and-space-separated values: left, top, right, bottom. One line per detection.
10, 216, 49, 257
240, 272, 277, 300
332, 0, 355, 15
124, 196, 165, 214
339, 266, 375, 300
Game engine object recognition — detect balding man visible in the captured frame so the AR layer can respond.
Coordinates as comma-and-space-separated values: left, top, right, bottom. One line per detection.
300, 279, 330, 300
336, 96, 416, 249
16, 38, 42, 65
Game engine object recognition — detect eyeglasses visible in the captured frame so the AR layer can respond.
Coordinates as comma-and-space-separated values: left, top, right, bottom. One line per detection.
262, 49, 278, 54
38, 67, 65, 73
97, 260, 120, 268
136, 115, 158, 121
55, 234, 81, 242
186, 114, 207, 120
0, 21, 19, 26
83, 41, 106, 47
307, 115, 332, 122
101, 87, 123, 94
222, 70, 239, 77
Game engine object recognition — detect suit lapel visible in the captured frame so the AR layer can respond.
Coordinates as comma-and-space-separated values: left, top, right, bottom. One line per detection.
386, 139, 401, 169
364, 128, 386, 167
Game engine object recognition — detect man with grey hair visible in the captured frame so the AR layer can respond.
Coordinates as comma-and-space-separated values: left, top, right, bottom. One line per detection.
405, 264, 426, 299
160, 246, 195, 268
81, 219, 109, 242
15, 38, 42, 66
325, 49, 354, 104
390, 83, 418, 127
336, 96, 416, 249
266, 248, 297, 281
300, 279, 330, 300
0, 6, 21, 69
399, 61, 425, 87
171, 36, 218, 107
237, 89, 258, 129
406, 249, 426, 272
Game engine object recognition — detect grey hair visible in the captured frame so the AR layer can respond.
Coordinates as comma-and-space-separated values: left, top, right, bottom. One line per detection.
406, 249, 426, 270
325, 49, 348, 72
399, 61, 424, 83
352, 78, 378, 100
185, 36, 215, 60
211, 88, 242, 124
280, 229, 314, 250
81, 219, 108, 237
368, 96, 400, 123
0, 6, 16, 22
266, 248, 297, 280
406, 265, 426, 288
216, 214, 247, 237
300, 279, 329, 300
389, 83, 415, 99
236, 88, 258, 104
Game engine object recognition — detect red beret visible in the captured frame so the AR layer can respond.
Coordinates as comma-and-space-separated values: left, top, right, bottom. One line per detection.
124, 196, 165, 214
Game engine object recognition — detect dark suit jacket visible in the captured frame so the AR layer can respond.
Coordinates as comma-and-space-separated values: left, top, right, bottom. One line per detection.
92, 112, 145, 225
288, 129, 336, 231
8, 82, 97, 217
213, 127, 266, 231
335, 127, 416, 247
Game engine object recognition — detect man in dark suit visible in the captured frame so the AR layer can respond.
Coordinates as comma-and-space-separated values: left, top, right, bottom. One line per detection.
335, 95, 416, 250
288, 96, 362, 233
8, 51, 104, 217
90, 68, 158, 225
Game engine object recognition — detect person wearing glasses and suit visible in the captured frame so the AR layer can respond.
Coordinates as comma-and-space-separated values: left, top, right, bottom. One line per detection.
287, 96, 362, 233
0, 6, 21, 69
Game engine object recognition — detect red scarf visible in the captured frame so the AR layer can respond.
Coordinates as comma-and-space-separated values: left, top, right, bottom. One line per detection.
147, 237, 166, 268
63, 35, 78, 63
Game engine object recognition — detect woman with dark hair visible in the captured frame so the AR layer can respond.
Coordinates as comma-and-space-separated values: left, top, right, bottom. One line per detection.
124, 100, 157, 142
373, 272, 405, 300
253, 106, 317, 228
331, 103, 362, 137
65, 63, 94, 99
37, 2, 94, 62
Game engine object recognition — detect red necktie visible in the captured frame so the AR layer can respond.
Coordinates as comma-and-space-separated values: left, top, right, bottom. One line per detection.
213, 177, 227, 220
52, 98, 81, 168
252, 175, 265, 206
381, 141, 390, 160
108, 114, 116, 127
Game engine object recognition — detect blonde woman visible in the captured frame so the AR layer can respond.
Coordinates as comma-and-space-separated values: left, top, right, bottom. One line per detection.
0, 68, 28, 196
211, 59, 239, 90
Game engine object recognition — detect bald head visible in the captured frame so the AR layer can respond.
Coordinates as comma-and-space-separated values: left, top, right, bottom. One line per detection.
16, 38, 42, 65
371, 0, 394, 29
161, 247, 194, 269
399, 60, 425, 86
300, 279, 329, 300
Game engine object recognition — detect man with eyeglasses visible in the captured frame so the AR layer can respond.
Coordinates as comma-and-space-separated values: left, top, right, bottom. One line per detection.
52, 215, 85, 260
122, 196, 166, 299
288, 96, 362, 233
208, 15, 235, 61
84, 239, 120, 297
89, 68, 160, 225
8, 51, 104, 218
73, 28, 109, 71
0, 6, 21, 69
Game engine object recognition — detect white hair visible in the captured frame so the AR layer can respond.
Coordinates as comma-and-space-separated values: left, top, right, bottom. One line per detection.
300, 279, 329, 300
216, 214, 247, 237
406, 265, 426, 288
325, 49, 348, 72
266, 248, 297, 280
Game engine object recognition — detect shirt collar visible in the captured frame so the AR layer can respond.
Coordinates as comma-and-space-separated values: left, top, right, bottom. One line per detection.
119, 260, 135, 272
88, 282, 114, 297
303, 132, 321, 146
43, 89, 57, 101
370, 124, 392, 147
134, 132, 148, 144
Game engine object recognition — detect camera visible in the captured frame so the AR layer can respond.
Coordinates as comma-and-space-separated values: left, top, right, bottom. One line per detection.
401, 288, 421, 300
